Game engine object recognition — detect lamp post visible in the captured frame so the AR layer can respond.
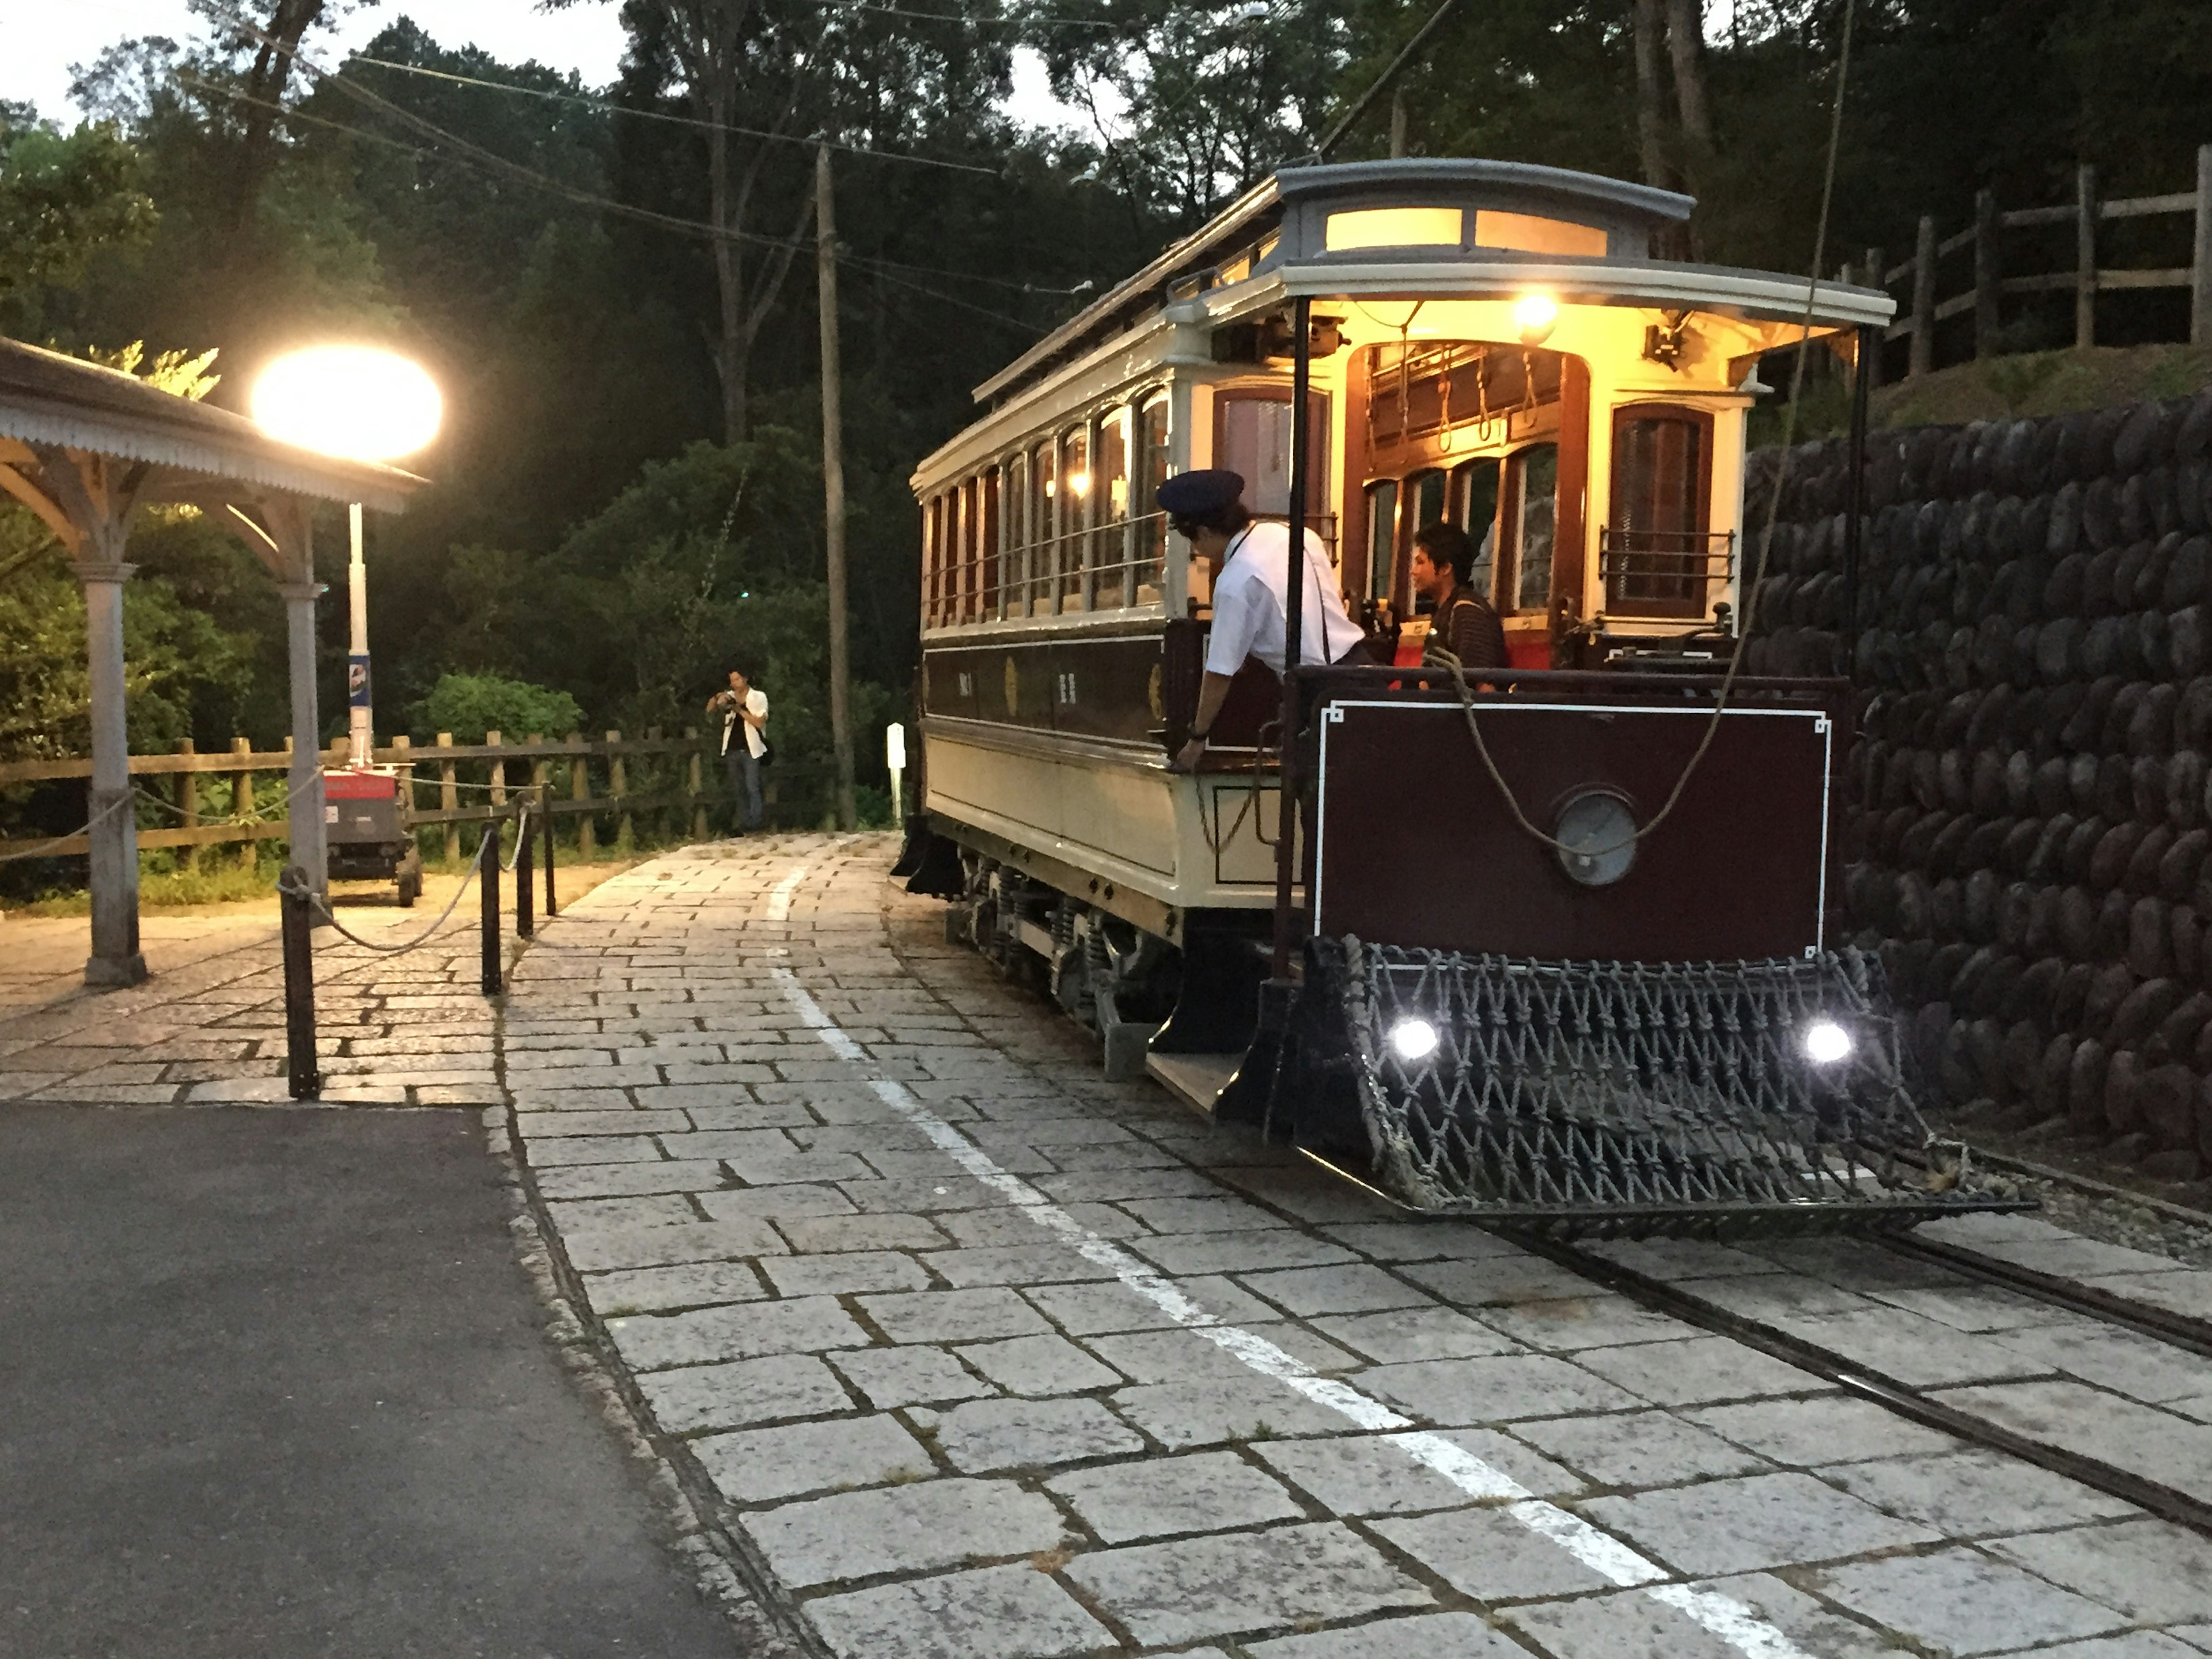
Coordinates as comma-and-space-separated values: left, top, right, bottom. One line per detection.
251, 346, 441, 768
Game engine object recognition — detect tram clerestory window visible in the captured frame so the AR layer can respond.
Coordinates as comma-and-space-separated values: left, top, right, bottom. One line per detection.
1507, 442, 1559, 615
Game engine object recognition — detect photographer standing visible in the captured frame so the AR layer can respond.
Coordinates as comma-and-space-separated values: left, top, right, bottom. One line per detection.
706, 666, 768, 835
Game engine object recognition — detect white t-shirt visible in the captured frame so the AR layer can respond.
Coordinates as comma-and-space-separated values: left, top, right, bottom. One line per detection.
1204, 521, 1364, 677
720, 687, 768, 757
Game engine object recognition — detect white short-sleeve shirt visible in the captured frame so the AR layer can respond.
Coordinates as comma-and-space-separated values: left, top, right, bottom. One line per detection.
721, 688, 769, 757
1204, 521, 1364, 677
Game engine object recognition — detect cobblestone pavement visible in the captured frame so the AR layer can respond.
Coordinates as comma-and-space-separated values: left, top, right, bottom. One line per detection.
503, 833, 2212, 1659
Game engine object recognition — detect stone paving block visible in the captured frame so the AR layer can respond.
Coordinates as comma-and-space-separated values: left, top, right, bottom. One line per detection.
607, 1296, 868, 1371
864, 1143, 1060, 1177
694, 1411, 933, 1502
1087, 1325, 1359, 1387
1116, 1196, 1290, 1234
1032, 1166, 1228, 1203
2078, 1271, 2212, 1323
929, 1394, 1145, 1471
2018, 1635, 2209, 1658
1501, 1571, 1904, 1659
521, 1134, 666, 1165
698, 1183, 858, 1223
637, 1353, 853, 1434
671, 1099, 822, 1130
1064, 1522, 1432, 1647
761, 1250, 933, 1297
1025, 1138, 1183, 1173
1935, 1380, 2212, 1499
1990, 1518, 2212, 1623
535, 1159, 728, 1200
1472, 1297, 1700, 1354
1579, 1472, 1942, 1576
1245, 1613, 1525, 1657
802, 1563, 1112, 1659
1374, 1505, 1622, 1601
1816, 1448, 2137, 1537
957, 1333, 1123, 1396
1322, 1224, 1528, 1263
1207, 1166, 1400, 1226
1995, 1322, 2212, 1406
518, 1108, 690, 1138
938, 1202, 1149, 1245
1020, 1275, 1278, 1337
1046, 1449, 1305, 1543
1109, 1378, 1354, 1448
1812, 1547, 2129, 1656
1309, 1306, 1523, 1364
1127, 1230, 1364, 1277
742, 1476, 1067, 1588
968, 1115, 1133, 1147
1510, 1410, 1771, 1490
582, 1262, 768, 1317
1399, 1254, 1605, 1306
1785, 1306, 2054, 1389
1689, 1395, 1958, 1467
830, 1343, 991, 1412
1857, 1282, 2063, 1334
776, 1212, 952, 1253
1254, 1428, 1581, 1513
1236, 1264, 1436, 1317
841, 1175, 1015, 1213
923, 1244, 1120, 1288
1359, 1354, 1643, 1424
546, 1194, 699, 1233
561, 1217, 785, 1272
859, 1286, 1052, 1344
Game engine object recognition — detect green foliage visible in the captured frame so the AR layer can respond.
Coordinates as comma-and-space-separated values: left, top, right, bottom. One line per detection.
0, 111, 156, 328
412, 672, 585, 743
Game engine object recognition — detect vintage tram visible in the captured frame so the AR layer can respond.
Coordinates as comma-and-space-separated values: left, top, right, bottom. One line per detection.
899, 158, 2018, 1234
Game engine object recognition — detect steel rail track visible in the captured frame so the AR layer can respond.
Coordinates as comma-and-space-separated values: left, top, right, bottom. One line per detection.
1878, 1232, 2212, 1359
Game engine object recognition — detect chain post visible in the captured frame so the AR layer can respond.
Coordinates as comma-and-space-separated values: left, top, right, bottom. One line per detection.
280, 866, 321, 1099
516, 804, 535, 938
541, 785, 557, 915
479, 826, 502, 995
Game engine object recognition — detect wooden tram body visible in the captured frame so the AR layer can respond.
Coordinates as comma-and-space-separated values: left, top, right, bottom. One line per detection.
906, 158, 1907, 1190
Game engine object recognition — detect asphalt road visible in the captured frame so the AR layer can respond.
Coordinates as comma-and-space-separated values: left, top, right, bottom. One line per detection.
0, 1102, 744, 1659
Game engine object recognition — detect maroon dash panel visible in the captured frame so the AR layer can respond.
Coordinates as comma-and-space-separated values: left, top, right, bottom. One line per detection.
1314, 698, 1834, 962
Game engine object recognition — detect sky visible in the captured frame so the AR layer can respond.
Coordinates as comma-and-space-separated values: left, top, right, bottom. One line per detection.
0, 0, 1087, 131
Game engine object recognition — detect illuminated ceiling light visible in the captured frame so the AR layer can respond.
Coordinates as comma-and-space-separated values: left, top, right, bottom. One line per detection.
1802, 1020, 1853, 1066
1513, 294, 1559, 347
251, 345, 442, 463
1389, 1018, 1440, 1062
1065, 470, 1092, 497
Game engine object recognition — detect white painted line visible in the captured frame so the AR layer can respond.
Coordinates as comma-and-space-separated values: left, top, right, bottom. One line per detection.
762, 855, 1812, 1659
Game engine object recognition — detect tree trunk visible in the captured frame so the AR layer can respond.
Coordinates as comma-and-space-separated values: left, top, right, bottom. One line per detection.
1664, 0, 1715, 159
1631, 0, 1676, 194
706, 78, 749, 442
230, 0, 327, 230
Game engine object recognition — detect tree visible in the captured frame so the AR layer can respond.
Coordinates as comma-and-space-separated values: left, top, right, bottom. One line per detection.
0, 111, 157, 332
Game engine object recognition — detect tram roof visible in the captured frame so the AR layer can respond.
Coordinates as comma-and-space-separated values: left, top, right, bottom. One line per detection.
971, 157, 1888, 410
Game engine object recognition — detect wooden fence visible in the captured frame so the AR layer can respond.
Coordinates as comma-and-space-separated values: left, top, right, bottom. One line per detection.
0, 728, 831, 862
1850, 145, 2212, 378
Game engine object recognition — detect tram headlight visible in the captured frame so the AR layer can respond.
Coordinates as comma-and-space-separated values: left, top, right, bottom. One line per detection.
1802, 1019, 1853, 1066
1389, 1018, 1440, 1062
1514, 294, 1558, 345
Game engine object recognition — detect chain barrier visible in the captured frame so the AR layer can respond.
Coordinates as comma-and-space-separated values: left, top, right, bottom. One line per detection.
0, 793, 136, 863
279, 828, 491, 956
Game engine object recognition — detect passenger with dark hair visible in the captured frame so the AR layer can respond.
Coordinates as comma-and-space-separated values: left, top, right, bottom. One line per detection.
706, 666, 768, 834
1157, 469, 1367, 771
1411, 521, 1506, 672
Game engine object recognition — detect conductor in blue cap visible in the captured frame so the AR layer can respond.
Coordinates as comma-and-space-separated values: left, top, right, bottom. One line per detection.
1158, 468, 1365, 772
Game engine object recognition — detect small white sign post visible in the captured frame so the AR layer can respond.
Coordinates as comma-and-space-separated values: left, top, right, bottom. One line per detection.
885, 723, 907, 827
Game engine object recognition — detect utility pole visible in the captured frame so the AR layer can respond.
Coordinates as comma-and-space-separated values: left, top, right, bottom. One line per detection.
816, 141, 857, 831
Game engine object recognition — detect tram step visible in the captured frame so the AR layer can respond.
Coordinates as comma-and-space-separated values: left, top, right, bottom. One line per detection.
1146, 1051, 1240, 1115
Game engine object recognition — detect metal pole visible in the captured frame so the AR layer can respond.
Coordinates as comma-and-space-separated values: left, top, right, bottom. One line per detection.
479, 826, 501, 995
281, 868, 320, 1099
515, 805, 534, 938
1270, 294, 1315, 982
1843, 323, 1873, 680
79, 559, 145, 986
541, 785, 557, 916
347, 502, 372, 768
281, 572, 328, 912
1316, 0, 1460, 159
817, 143, 858, 831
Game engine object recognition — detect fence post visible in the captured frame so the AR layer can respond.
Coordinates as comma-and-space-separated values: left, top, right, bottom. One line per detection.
608, 729, 631, 853
685, 727, 707, 841
438, 731, 459, 864
516, 804, 534, 939
2075, 163, 2098, 350
570, 733, 593, 863
232, 736, 254, 870
391, 733, 412, 858
479, 829, 502, 995
2193, 143, 2212, 346
487, 730, 506, 832
1911, 215, 1937, 377
1861, 247, 1884, 388
645, 726, 663, 842
1974, 188, 2001, 359
176, 738, 198, 872
281, 867, 320, 1099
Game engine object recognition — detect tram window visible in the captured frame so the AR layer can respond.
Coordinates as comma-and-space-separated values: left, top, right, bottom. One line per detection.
923, 494, 943, 628
1404, 470, 1447, 609
1451, 459, 1502, 605
1059, 425, 1090, 611
1366, 479, 1399, 604
1030, 440, 1056, 616
1217, 391, 1332, 519
1096, 407, 1130, 609
1132, 395, 1169, 606
1609, 408, 1711, 618
952, 480, 974, 622
1003, 452, 1027, 620
1506, 442, 1559, 615
979, 469, 1001, 623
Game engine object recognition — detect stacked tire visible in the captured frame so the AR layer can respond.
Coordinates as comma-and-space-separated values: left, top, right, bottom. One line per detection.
1747, 389, 2212, 1181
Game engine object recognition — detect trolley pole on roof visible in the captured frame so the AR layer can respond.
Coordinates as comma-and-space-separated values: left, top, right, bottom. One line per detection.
1271, 294, 1315, 982
817, 141, 859, 831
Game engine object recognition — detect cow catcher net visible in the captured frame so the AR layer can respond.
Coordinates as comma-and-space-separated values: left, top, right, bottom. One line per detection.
1274, 938, 2024, 1238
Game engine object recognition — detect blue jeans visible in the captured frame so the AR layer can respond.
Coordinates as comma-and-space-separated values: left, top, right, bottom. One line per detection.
724, 747, 763, 832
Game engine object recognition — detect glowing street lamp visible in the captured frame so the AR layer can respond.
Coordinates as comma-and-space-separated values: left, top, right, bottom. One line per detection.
251, 346, 442, 766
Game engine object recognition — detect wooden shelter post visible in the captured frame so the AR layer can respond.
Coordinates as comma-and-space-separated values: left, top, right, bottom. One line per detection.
80, 558, 145, 983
